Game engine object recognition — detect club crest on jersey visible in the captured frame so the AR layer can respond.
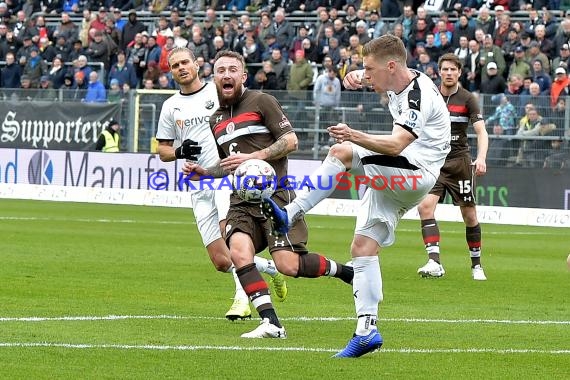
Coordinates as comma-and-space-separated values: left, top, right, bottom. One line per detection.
278, 115, 292, 129
205, 100, 215, 109
226, 121, 236, 134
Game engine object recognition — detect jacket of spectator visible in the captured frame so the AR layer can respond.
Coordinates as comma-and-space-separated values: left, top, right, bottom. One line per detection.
287, 51, 313, 99
272, 10, 294, 51
0, 55, 20, 88
269, 50, 289, 90
108, 53, 138, 88
121, 11, 147, 50
84, 74, 107, 103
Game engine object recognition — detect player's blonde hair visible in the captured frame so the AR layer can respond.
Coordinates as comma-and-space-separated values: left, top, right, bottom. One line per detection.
362, 35, 407, 65
167, 47, 196, 69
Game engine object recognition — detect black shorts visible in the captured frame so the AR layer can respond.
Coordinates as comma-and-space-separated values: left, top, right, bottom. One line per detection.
430, 154, 476, 207
225, 188, 309, 255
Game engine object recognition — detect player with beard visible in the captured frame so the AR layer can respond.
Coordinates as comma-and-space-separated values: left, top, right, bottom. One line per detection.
416, 53, 489, 281
155, 47, 289, 321
182, 50, 354, 339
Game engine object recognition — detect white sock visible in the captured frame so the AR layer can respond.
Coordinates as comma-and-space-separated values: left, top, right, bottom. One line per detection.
285, 155, 346, 225
352, 256, 383, 336
230, 265, 248, 301
254, 256, 278, 277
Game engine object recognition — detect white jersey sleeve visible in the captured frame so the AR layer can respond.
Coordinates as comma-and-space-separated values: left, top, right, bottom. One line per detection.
155, 82, 221, 168
388, 70, 451, 178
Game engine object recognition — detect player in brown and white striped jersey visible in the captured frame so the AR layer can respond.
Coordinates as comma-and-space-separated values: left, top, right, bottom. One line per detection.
417, 53, 489, 281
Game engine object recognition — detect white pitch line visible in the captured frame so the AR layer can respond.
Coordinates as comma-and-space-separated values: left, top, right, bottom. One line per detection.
0, 315, 568, 325
0, 342, 568, 355
0, 215, 560, 235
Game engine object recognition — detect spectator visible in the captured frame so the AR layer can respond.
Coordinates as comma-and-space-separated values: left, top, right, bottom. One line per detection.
452, 14, 476, 48
68, 39, 86, 62
86, 30, 111, 70
22, 47, 47, 87
509, 46, 532, 79
454, 36, 470, 64
531, 59, 552, 93
462, 39, 483, 92
550, 67, 570, 108
289, 24, 311, 62
332, 19, 350, 47
480, 33, 506, 82
158, 36, 175, 73
37, 75, 58, 101
368, 9, 389, 40
188, 31, 210, 61
251, 60, 278, 90
534, 24, 555, 59
53, 12, 78, 45
543, 134, 570, 169
126, 33, 147, 80
53, 36, 71, 62
107, 78, 122, 102
108, 50, 138, 88
84, 71, 107, 103
515, 106, 556, 167
272, 9, 294, 51
157, 73, 173, 89
269, 48, 288, 90
47, 56, 68, 89
487, 93, 518, 166
476, 7, 495, 36
527, 41, 550, 74
113, 9, 126, 32
395, 5, 415, 45
287, 49, 314, 134
313, 66, 341, 146
121, 10, 146, 50
552, 44, 570, 76
480, 62, 506, 94
143, 61, 161, 86
95, 119, 121, 152
0, 51, 21, 90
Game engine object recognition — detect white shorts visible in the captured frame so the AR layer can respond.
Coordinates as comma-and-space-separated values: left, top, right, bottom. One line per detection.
351, 145, 438, 247
190, 179, 232, 247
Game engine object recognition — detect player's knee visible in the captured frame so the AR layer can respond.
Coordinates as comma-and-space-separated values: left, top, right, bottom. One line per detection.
328, 144, 353, 168
272, 255, 298, 277
417, 202, 432, 218
211, 255, 232, 272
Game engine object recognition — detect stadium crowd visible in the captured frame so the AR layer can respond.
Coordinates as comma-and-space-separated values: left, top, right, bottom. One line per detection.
0, 1, 568, 165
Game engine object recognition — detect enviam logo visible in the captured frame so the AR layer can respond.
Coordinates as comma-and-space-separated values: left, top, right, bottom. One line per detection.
28, 151, 54, 185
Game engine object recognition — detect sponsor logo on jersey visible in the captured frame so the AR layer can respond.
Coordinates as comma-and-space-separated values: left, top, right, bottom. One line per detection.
278, 115, 291, 129
205, 100, 215, 109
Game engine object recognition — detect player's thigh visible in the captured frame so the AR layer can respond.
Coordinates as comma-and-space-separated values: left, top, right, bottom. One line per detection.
439, 155, 476, 206
191, 189, 222, 247
215, 185, 232, 222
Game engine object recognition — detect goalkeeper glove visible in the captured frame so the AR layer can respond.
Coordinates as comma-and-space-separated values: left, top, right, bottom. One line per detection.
175, 139, 202, 160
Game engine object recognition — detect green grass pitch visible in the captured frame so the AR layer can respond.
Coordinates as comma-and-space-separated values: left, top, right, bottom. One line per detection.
0, 199, 568, 379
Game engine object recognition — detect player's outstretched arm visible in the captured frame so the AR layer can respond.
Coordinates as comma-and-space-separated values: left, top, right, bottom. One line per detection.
328, 123, 414, 156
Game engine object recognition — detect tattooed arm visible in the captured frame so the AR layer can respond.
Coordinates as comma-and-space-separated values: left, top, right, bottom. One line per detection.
219, 131, 298, 172
257, 131, 298, 160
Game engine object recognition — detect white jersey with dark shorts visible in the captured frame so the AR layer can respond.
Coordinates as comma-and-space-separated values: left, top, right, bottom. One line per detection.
155, 82, 231, 247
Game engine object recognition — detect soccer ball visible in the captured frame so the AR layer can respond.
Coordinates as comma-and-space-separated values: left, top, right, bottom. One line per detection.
232, 159, 276, 203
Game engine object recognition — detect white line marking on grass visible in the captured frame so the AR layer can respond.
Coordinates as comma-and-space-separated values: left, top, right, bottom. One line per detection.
1, 315, 569, 325
0, 216, 559, 235
0, 216, 193, 225
0, 342, 568, 355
